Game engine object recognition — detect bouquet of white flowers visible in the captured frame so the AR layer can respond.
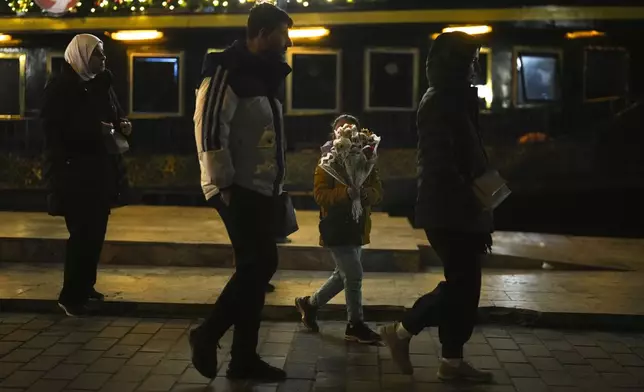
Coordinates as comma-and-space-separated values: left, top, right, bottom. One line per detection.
319, 123, 381, 222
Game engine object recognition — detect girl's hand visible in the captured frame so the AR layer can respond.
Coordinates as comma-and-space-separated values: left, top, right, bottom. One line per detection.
347, 187, 360, 201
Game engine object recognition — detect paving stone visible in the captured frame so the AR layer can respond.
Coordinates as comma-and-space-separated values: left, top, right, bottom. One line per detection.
0, 341, 21, 356
575, 346, 610, 359
468, 355, 502, 370
504, 363, 538, 378
21, 356, 65, 371
112, 366, 153, 383
67, 373, 112, 390
42, 343, 81, 357
483, 328, 511, 338
597, 341, 631, 354
88, 358, 128, 373
287, 350, 318, 365
613, 353, 644, 367
24, 379, 68, 392
119, 334, 153, 346
141, 339, 176, 353
99, 381, 139, 392
511, 334, 541, 345
284, 363, 316, 380
551, 351, 587, 365
152, 330, 184, 341
127, 352, 165, 367
513, 377, 549, 392
60, 333, 98, 344
43, 364, 86, 380
601, 372, 642, 388
152, 360, 190, 376
409, 354, 439, 368
20, 336, 60, 349
588, 358, 626, 373
489, 338, 519, 351
544, 340, 574, 351
539, 370, 576, 386
564, 364, 598, 378
0, 362, 22, 378
83, 338, 118, 351
529, 357, 564, 371
2, 331, 38, 342
131, 323, 164, 335
497, 350, 529, 363
0, 325, 19, 336
177, 368, 210, 384
381, 373, 414, 390
98, 327, 131, 339
0, 349, 43, 363
346, 380, 380, 392
565, 334, 597, 347
465, 343, 494, 356
21, 321, 55, 332
277, 379, 313, 392
103, 345, 140, 359
0, 371, 45, 388
520, 344, 551, 358
138, 375, 178, 391
260, 343, 291, 357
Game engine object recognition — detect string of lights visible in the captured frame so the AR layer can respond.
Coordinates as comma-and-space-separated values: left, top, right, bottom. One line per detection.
1, 0, 358, 16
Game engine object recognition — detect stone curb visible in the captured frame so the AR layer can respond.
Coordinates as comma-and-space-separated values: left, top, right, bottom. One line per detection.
2, 298, 644, 332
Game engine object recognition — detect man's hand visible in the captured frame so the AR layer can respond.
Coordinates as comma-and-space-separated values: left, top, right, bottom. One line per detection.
347, 187, 360, 201
220, 189, 232, 206
101, 122, 114, 135
119, 119, 132, 136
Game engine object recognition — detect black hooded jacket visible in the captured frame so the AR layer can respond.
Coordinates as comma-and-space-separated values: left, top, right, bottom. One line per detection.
41, 62, 129, 216
415, 32, 493, 233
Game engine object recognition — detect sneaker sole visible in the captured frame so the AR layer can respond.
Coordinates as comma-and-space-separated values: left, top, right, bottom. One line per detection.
379, 328, 414, 375
58, 303, 82, 317
344, 335, 381, 344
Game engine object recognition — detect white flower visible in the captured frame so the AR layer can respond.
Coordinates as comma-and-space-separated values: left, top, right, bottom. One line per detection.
333, 137, 351, 152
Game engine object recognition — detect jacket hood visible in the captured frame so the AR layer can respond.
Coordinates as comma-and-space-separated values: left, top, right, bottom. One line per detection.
426, 32, 481, 88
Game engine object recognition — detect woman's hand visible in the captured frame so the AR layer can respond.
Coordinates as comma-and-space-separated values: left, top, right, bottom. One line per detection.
101, 122, 114, 135
119, 119, 132, 136
347, 187, 360, 201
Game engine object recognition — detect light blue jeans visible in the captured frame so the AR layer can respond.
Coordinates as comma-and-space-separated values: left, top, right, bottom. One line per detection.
310, 246, 364, 323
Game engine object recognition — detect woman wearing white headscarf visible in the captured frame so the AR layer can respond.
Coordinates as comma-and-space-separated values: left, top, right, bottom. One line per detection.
41, 34, 132, 317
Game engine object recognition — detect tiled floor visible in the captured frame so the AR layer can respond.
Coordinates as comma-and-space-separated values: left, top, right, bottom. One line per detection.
2, 313, 644, 391
2, 263, 644, 316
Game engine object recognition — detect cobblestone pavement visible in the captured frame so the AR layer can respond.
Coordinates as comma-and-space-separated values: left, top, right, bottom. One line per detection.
2, 314, 644, 392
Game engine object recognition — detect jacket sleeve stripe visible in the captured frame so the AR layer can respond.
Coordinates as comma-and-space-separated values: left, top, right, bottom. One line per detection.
201, 65, 223, 153
209, 69, 230, 151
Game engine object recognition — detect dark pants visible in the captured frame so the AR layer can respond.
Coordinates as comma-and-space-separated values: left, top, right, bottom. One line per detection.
58, 209, 109, 306
401, 230, 485, 359
197, 186, 279, 362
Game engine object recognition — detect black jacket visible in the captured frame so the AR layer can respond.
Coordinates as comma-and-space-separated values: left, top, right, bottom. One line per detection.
41, 62, 129, 216
415, 32, 493, 233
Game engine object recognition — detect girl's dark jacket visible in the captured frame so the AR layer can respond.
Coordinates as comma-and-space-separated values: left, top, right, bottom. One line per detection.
41, 62, 130, 217
415, 32, 493, 234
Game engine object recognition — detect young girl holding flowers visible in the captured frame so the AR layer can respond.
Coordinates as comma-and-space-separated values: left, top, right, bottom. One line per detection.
295, 114, 383, 344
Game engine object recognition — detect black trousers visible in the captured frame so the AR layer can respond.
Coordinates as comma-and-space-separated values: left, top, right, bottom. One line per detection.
401, 230, 485, 359
58, 209, 109, 306
198, 186, 279, 362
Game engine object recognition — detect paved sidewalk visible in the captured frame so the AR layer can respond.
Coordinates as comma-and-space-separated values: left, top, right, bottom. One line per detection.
2, 263, 644, 317
2, 313, 644, 392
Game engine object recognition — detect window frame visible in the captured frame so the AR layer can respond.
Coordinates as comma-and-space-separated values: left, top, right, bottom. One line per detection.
286, 47, 342, 116
512, 46, 563, 108
477, 47, 493, 110
0, 52, 27, 120
127, 51, 185, 119
583, 46, 629, 103
363, 47, 420, 112
46, 51, 65, 77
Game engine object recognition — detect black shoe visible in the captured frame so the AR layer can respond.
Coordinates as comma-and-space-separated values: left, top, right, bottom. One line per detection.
88, 289, 105, 301
295, 296, 319, 332
266, 283, 276, 293
226, 357, 287, 381
276, 237, 292, 244
58, 302, 88, 317
189, 329, 219, 379
345, 322, 382, 344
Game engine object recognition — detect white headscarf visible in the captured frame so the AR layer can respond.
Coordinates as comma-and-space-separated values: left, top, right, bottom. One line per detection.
64, 34, 103, 81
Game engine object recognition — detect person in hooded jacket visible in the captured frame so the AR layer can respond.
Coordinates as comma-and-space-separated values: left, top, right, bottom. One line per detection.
190, 3, 293, 382
41, 34, 131, 318
379, 32, 494, 383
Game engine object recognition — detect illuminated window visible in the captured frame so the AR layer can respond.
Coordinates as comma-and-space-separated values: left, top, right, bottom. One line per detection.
286, 48, 341, 115
47, 52, 65, 78
584, 47, 629, 102
514, 48, 562, 106
0, 52, 26, 120
129, 52, 184, 118
475, 47, 493, 110
364, 47, 419, 111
